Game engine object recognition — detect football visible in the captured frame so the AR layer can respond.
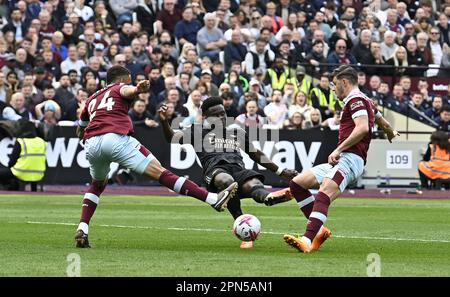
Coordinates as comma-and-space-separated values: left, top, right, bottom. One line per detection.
232, 214, 261, 242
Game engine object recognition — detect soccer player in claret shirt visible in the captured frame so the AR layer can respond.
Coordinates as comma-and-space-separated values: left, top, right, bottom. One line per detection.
284, 65, 400, 253
158, 97, 298, 248
74, 66, 238, 248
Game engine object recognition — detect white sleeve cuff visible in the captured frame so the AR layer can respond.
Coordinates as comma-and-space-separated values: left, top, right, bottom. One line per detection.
375, 110, 382, 119
351, 109, 368, 119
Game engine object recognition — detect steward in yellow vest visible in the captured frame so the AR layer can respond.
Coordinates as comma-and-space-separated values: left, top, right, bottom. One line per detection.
0, 120, 47, 190
10, 137, 47, 182
309, 73, 342, 119
265, 56, 295, 91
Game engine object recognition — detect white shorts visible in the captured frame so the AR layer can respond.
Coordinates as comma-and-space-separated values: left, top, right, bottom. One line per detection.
84, 133, 155, 181
310, 152, 364, 192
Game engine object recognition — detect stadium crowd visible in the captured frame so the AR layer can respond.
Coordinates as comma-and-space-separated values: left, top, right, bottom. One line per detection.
0, 0, 449, 133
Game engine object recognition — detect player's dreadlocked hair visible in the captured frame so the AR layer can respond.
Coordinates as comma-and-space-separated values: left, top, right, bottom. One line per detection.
106, 65, 131, 84
201, 96, 223, 114
332, 65, 358, 85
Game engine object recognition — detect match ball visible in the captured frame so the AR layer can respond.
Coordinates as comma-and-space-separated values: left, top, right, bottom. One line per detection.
233, 214, 261, 242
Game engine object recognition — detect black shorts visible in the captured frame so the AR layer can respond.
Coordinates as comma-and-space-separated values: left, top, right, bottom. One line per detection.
204, 162, 265, 193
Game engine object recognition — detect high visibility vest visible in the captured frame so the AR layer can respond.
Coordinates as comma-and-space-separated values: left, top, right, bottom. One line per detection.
293, 77, 312, 99
267, 68, 294, 91
309, 87, 342, 112
418, 144, 450, 180
11, 137, 47, 182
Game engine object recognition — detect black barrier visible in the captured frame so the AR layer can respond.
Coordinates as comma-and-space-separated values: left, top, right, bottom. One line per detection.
13, 126, 337, 186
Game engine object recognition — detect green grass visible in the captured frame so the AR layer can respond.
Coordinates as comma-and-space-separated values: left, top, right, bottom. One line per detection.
0, 194, 450, 276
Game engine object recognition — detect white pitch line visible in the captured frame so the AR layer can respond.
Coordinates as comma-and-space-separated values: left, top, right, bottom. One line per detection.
26, 221, 450, 244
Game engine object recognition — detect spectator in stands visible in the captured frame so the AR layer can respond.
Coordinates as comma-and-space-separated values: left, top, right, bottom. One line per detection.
131, 38, 151, 69
235, 99, 264, 128
302, 108, 322, 130
409, 92, 429, 114
305, 40, 327, 78
15, 48, 32, 74
366, 41, 386, 76
224, 29, 247, 72
109, 0, 138, 27
405, 38, 427, 77
383, 83, 407, 114
418, 130, 450, 189
2, 53, 25, 81
56, 74, 76, 118
386, 46, 409, 77
429, 27, 443, 65
264, 89, 288, 129
63, 88, 88, 122
321, 111, 341, 131
289, 91, 313, 122
283, 111, 304, 130
197, 13, 227, 60
381, 30, 399, 61
175, 6, 202, 47
221, 91, 239, 118
357, 72, 370, 96
244, 38, 275, 77
436, 105, 450, 132
368, 75, 381, 99
437, 13, 450, 46
438, 44, 450, 78
416, 31, 434, 65
35, 100, 61, 125
352, 29, 373, 70
426, 96, 444, 122
327, 38, 357, 71
2, 92, 32, 120
399, 76, 412, 98
0, 72, 12, 104
181, 89, 203, 126
129, 99, 159, 129
310, 73, 340, 120
265, 2, 284, 34
417, 78, 434, 103
329, 22, 353, 52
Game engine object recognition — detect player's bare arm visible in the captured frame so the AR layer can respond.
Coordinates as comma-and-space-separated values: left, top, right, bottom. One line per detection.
329, 115, 369, 165
246, 146, 298, 180
158, 103, 184, 143
120, 80, 151, 99
375, 115, 400, 143
76, 125, 85, 140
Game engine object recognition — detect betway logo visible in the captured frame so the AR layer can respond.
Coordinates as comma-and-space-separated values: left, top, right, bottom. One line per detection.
0, 137, 89, 168
171, 141, 322, 170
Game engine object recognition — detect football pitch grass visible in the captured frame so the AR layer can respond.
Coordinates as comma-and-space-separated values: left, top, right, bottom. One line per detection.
1, 194, 450, 277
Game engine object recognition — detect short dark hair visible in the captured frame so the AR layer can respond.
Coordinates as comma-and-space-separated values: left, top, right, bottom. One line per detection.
106, 65, 131, 84
68, 69, 78, 75
201, 96, 224, 114
441, 105, 450, 113
77, 88, 88, 95
332, 65, 358, 85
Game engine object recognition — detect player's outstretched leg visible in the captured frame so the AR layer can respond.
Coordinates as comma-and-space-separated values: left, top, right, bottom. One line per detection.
75, 179, 107, 248
144, 159, 237, 212
284, 171, 332, 253
241, 178, 293, 206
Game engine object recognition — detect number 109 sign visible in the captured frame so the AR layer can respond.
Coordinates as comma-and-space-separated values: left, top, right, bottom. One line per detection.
386, 150, 412, 169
